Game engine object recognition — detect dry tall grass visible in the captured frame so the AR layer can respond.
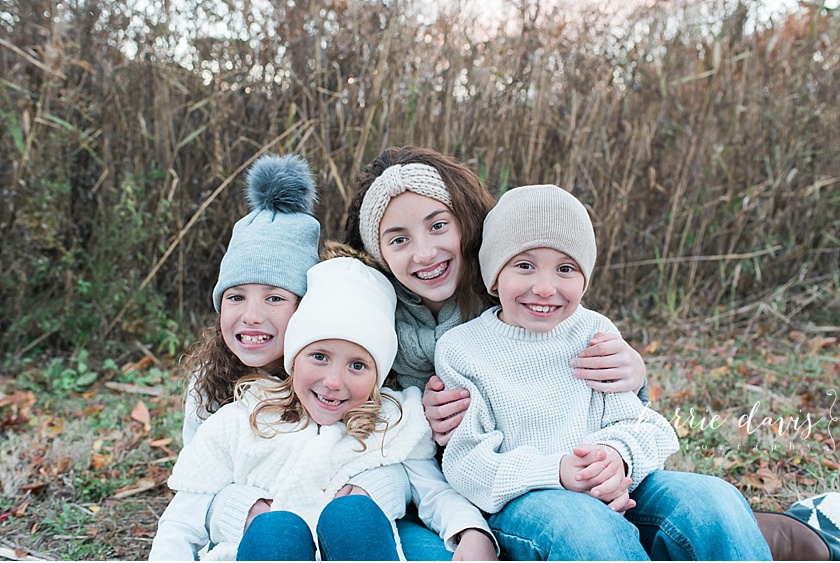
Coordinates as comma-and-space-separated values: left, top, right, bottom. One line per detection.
1, 0, 837, 357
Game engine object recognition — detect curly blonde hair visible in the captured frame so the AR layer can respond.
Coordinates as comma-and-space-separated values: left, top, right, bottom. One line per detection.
237, 370, 402, 450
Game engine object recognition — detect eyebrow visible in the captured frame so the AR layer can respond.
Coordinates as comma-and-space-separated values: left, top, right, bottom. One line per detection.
381, 209, 450, 237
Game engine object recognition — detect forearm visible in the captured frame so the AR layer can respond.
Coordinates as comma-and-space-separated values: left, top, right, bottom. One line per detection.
403, 458, 497, 553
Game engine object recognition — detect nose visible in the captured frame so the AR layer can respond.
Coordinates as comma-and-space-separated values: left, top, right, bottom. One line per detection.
241, 300, 264, 324
322, 368, 345, 391
413, 236, 437, 265
532, 271, 557, 298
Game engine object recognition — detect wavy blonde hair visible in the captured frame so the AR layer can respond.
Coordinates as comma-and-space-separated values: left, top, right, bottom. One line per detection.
235, 370, 402, 451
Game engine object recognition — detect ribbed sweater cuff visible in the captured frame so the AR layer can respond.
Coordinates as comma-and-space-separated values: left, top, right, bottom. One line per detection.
526, 455, 564, 489
207, 484, 270, 545
347, 465, 410, 520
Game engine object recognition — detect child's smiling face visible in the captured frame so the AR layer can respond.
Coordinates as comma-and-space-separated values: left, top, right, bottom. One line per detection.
378, 191, 462, 316
292, 339, 377, 426
219, 284, 299, 372
494, 248, 585, 333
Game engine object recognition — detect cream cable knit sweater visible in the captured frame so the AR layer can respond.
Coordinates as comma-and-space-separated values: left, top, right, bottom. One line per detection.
153, 383, 435, 560
437, 306, 679, 514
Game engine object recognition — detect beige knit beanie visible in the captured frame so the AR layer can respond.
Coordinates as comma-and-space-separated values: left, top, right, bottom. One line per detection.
479, 184, 597, 295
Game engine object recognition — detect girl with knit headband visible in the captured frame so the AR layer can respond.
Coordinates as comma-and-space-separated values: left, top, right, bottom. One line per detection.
342, 146, 648, 558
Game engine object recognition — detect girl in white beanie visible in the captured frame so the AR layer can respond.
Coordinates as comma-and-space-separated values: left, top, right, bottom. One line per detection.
172, 154, 409, 558
151, 254, 497, 561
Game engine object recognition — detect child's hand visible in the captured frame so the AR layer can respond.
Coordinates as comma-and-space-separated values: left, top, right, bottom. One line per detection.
452, 528, 498, 561
561, 444, 635, 513
244, 498, 272, 532
571, 332, 646, 395
423, 375, 471, 446
333, 484, 370, 498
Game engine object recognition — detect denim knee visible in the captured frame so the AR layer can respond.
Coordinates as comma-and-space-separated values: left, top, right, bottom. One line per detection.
317, 496, 400, 560
237, 511, 315, 561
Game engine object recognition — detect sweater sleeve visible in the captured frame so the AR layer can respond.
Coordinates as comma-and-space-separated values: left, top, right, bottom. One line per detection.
206, 483, 272, 546
149, 491, 213, 560
585, 392, 679, 491
437, 341, 564, 514
182, 376, 203, 448
404, 458, 498, 554
345, 464, 411, 521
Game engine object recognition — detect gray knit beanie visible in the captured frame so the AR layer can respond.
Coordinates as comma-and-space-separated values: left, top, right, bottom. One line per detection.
212, 154, 321, 312
479, 184, 597, 295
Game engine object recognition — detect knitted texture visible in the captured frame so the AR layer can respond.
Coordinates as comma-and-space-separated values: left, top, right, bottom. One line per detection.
436, 306, 679, 514
212, 153, 320, 312
358, 163, 453, 266
283, 257, 398, 386
480, 184, 597, 294
168, 384, 435, 559
390, 284, 463, 389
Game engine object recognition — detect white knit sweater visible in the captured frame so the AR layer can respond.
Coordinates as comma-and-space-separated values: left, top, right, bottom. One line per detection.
436, 306, 679, 514
152, 383, 435, 560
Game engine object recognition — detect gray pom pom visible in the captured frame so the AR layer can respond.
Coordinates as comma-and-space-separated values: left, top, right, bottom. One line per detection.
245, 154, 317, 214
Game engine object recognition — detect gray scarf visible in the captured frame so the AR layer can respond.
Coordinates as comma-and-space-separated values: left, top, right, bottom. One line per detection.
390, 282, 464, 390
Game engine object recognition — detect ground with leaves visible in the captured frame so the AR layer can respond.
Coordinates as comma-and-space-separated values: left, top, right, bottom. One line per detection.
0, 329, 838, 561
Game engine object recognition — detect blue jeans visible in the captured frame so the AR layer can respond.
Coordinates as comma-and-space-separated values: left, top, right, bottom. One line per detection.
488, 470, 772, 561
488, 488, 650, 560
396, 511, 452, 561
626, 470, 772, 560
236, 496, 399, 560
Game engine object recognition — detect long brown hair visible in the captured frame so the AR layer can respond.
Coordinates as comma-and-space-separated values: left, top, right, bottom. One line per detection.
183, 320, 286, 419
344, 146, 497, 321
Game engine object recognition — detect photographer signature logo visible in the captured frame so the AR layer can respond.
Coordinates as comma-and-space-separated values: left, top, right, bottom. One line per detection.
639, 389, 838, 452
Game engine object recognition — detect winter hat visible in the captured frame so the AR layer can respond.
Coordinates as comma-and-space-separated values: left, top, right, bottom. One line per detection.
358, 163, 452, 266
212, 154, 321, 312
479, 184, 597, 295
283, 257, 398, 387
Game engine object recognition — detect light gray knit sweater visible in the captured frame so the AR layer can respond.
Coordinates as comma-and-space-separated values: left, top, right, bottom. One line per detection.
436, 306, 679, 514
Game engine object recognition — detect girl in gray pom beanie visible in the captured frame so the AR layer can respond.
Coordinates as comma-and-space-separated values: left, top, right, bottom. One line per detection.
175, 153, 323, 556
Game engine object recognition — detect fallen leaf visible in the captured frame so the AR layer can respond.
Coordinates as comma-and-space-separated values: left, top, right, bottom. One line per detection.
742, 468, 782, 493
20, 481, 46, 494
13, 499, 30, 517
91, 453, 112, 471
788, 330, 806, 342
643, 341, 659, 355
647, 385, 662, 402
821, 459, 840, 470
113, 477, 158, 499
122, 355, 155, 375
82, 404, 105, 417
130, 401, 151, 425
87, 505, 101, 514
709, 365, 730, 377
149, 438, 173, 448
809, 336, 837, 354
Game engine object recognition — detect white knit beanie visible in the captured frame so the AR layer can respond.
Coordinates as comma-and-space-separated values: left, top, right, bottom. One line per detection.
479, 184, 597, 295
283, 257, 398, 387
358, 163, 453, 266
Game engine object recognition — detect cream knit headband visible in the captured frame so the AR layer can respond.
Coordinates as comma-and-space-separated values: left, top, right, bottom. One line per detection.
359, 163, 453, 265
